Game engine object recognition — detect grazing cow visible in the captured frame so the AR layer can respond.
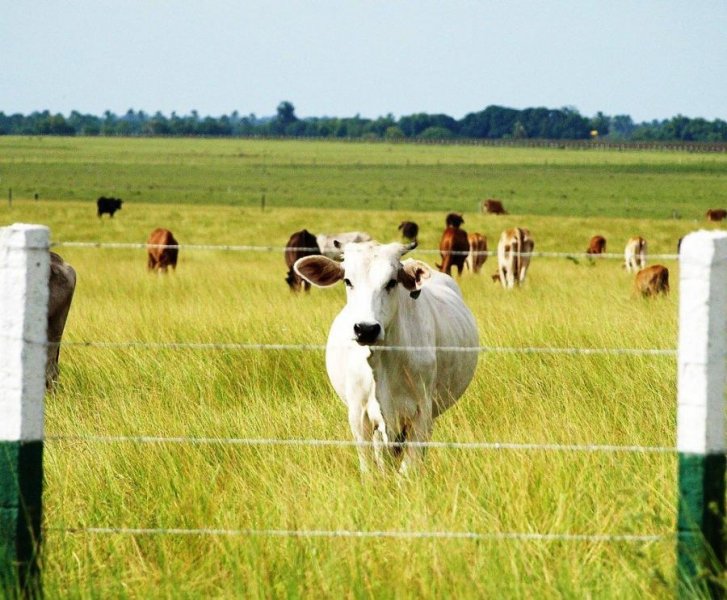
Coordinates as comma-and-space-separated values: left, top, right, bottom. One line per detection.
706, 209, 727, 221
47, 252, 76, 389
624, 236, 647, 273
398, 221, 419, 243
146, 228, 179, 273
294, 241, 479, 474
437, 215, 469, 276
97, 196, 123, 218
445, 212, 464, 228
497, 227, 535, 289
284, 229, 320, 292
481, 199, 508, 215
634, 265, 669, 297
465, 232, 488, 273
586, 235, 607, 255
316, 231, 372, 258
497, 228, 535, 288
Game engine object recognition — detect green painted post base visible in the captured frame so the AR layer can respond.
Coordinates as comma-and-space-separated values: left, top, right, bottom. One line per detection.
677, 452, 726, 598
0, 441, 43, 598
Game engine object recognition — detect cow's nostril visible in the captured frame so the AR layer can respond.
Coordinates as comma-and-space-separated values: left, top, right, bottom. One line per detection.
353, 323, 381, 344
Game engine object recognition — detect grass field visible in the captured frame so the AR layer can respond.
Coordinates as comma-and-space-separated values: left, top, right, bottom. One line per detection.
1, 137, 725, 597
2, 136, 727, 218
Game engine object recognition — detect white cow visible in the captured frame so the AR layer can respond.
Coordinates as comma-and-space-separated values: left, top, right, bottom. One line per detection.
295, 241, 479, 474
624, 236, 647, 273
497, 227, 535, 289
316, 231, 372, 258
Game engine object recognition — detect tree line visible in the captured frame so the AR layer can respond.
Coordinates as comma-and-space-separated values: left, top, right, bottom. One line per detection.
1, 101, 726, 142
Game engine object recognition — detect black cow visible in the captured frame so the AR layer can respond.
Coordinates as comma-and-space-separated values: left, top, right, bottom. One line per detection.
398, 221, 419, 243
97, 196, 123, 217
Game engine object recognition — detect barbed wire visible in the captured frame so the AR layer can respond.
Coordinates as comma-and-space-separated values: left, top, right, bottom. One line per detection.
59, 340, 676, 356
51, 240, 681, 261
53, 526, 671, 544
45, 434, 676, 453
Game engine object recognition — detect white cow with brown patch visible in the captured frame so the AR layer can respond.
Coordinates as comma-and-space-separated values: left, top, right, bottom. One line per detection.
316, 231, 371, 258
496, 227, 535, 288
295, 241, 479, 474
624, 236, 647, 273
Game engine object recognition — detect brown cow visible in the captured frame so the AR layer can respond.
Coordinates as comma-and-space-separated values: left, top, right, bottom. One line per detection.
147, 228, 179, 273
634, 265, 669, 297
398, 221, 419, 243
47, 252, 76, 389
481, 199, 508, 215
706, 209, 727, 221
437, 214, 468, 275
586, 235, 607, 255
285, 229, 321, 292
465, 232, 488, 273
497, 227, 535, 288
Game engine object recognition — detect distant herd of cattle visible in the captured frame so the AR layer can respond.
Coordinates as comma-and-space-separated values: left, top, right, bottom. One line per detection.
285, 213, 669, 298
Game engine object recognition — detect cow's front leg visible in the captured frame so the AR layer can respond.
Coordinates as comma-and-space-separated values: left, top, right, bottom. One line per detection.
348, 403, 372, 474
365, 399, 389, 471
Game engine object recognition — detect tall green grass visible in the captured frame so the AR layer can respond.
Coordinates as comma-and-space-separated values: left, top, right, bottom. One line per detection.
1, 192, 710, 597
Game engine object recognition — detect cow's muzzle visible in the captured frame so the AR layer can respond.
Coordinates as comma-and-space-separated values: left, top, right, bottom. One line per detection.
353, 322, 381, 345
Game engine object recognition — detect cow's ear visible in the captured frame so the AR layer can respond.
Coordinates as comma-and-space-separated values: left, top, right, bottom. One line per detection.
294, 256, 344, 287
398, 259, 431, 298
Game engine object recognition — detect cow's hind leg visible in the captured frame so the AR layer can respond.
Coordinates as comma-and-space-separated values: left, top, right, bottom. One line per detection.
399, 405, 433, 476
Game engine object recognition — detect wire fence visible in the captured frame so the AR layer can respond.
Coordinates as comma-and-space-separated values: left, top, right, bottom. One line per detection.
46, 434, 676, 454
45, 237, 679, 546
52, 240, 681, 262
59, 340, 676, 356
52, 526, 672, 544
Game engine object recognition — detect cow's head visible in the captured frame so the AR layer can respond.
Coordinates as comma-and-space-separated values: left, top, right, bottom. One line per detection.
294, 241, 430, 345
445, 212, 464, 228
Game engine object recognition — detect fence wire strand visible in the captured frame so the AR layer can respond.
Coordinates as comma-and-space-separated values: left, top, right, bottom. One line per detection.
46, 434, 675, 454
52, 240, 682, 261
53, 526, 670, 544
59, 340, 676, 356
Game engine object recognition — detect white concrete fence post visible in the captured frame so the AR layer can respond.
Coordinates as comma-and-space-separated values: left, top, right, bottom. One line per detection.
677, 230, 727, 598
0, 224, 50, 597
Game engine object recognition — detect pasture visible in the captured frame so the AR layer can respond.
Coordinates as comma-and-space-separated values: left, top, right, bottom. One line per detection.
1, 137, 725, 597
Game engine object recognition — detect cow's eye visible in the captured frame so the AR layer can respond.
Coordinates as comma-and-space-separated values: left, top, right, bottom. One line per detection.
385, 279, 398, 291
343, 278, 353, 288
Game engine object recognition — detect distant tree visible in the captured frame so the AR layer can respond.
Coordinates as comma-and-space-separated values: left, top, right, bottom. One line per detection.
146, 111, 171, 135
589, 111, 610, 137
384, 126, 405, 140
399, 113, 458, 138
274, 101, 297, 129
608, 115, 635, 139
459, 106, 518, 138
418, 126, 455, 140
365, 114, 397, 137
512, 120, 527, 139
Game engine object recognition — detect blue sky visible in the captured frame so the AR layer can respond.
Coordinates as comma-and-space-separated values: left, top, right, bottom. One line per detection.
2, 1, 725, 123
